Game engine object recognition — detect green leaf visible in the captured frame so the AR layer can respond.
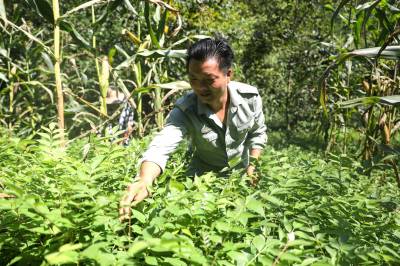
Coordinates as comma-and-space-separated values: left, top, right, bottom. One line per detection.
59, 243, 83, 252
59, 20, 91, 50
353, 11, 364, 48
144, 1, 160, 48
379, 95, 400, 105
359, 1, 381, 47
127, 241, 148, 255
145, 256, 158, 265
6, 256, 22, 266
31, 0, 54, 23
169, 179, 185, 192
0, 0, 6, 21
0, 73, 8, 82
252, 235, 266, 251
215, 221, 246, 233
388, 4, 400, 13
81, 242, 115, 266
45, 251, 79, 265
156, 8, 168, 41
338, 95, 400, 108
181, 228, 193, 238
260, 193, 286, 207
41, 52, 54, 71
227, 251, 251, 264
287, 240, 314, 247
280, 253, 302, 262
331, 0, 351, 32
258, 255, 273, 265
375, 8, 395, 33
356, 0, 381, 11
156, 81, 191, 90
131, 209, 146, 223
300, 258, 319, 266
4, 182, 23, 197
348, 46, 400, 60
27, 226, 53, 235
283, 216, 293, 232
163, 258, 187, 266
246, 197, 265, 216
123, 0, 138, 15
95, 0, 124, 25
137, 49, 187, 58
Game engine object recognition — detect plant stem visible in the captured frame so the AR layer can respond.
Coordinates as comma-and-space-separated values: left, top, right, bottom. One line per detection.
155, 86, 163, 129
52, 0, 65, 144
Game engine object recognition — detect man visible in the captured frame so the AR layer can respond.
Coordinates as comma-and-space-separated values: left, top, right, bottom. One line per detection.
119, 38, 267, 221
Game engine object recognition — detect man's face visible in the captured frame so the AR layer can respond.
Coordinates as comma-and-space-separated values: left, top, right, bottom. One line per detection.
188, 57, 232, 105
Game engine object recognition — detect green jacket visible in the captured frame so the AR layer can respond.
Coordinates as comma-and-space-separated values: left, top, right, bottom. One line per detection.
140, 81, 267, 176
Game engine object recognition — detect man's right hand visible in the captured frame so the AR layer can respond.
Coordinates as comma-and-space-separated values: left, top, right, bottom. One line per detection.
119, 181, 149, 222
119, 161, 161, 222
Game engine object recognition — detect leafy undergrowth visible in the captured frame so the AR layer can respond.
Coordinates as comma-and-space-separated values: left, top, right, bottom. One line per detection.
1, 125, 399, 266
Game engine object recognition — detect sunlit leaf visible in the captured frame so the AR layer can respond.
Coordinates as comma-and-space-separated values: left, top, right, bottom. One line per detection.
0, 0, 6, 21
252, 235, 265, 251
246, 197, 265, 216
45, 251, 79, 265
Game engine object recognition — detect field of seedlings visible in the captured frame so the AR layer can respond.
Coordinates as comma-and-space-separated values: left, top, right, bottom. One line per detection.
1, 125, 399, 265
1, 0, 400, 265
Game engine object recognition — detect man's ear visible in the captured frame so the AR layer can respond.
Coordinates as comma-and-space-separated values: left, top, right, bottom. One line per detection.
226, 68, 233, 79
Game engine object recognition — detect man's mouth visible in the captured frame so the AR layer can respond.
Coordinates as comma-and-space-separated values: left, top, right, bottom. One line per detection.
200, 92, 211, 97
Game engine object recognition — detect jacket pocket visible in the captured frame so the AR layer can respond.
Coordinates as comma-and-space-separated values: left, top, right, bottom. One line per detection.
199, 125, 218, 147
236, 118, 254, 132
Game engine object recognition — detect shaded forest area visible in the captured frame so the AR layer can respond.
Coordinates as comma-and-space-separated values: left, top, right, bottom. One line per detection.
1, 0, 400, 265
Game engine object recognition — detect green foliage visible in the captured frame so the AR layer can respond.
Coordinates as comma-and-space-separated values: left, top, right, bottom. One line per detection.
1, 126, 399, 265
0, 0, 191, 137
320, 0, 400, 183
177, 0, 335, 134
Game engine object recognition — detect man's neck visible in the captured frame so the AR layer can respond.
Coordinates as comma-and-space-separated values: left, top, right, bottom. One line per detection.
209, 91, 229, 113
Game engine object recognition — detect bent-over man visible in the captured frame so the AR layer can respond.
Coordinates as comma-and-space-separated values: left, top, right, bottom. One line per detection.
119, 38, 267, 221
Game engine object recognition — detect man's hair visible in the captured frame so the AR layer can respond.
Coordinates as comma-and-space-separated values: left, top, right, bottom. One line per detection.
186, 38, 234, 73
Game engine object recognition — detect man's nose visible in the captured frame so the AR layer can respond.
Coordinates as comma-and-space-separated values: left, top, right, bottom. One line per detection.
198, 80, 209, 90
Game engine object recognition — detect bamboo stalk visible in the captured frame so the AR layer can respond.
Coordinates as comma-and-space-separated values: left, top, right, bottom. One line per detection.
52, 0, 65, 144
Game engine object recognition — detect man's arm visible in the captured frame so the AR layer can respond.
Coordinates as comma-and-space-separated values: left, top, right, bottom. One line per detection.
119, 108, 188, 221
247, 94, 267, 150
247, 148, 261, 175
246, 94, 267, 183
119, 161, 161, 221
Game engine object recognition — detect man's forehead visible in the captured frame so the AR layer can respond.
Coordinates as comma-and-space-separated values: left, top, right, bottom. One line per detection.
188, 58, 223, 76
188, 71, 218, 77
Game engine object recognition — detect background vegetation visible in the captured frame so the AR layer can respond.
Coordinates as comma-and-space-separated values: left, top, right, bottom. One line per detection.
1, 0, 399, 265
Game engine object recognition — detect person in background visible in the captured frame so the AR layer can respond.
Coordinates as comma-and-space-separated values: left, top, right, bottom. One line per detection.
119, 37, 267, 221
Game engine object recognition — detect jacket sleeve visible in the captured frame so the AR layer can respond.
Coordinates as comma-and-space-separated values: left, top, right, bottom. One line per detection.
247, 94, 267, 150
139, 107, 188, 172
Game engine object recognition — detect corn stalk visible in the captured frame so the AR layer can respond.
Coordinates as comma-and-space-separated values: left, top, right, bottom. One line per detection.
90, 6, 109, 118
133, 62, 143, 136
99, 57, 110, 117
52, 0, 65, 144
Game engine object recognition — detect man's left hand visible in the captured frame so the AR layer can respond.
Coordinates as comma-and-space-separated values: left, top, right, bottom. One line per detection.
247, 165, 259, 186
